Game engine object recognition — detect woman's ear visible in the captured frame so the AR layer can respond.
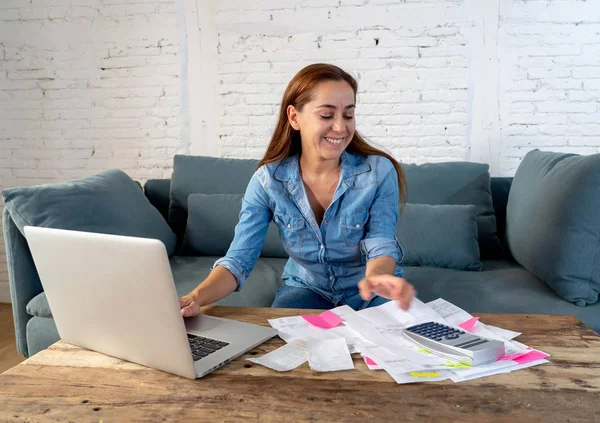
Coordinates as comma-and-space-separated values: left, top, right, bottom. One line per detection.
287, 105, 300, 131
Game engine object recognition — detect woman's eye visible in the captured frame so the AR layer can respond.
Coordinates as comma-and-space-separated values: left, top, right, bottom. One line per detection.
320, 115, 354, 120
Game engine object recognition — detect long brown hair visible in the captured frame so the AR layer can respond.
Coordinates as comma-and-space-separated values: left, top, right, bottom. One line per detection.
258, 63, 406, 204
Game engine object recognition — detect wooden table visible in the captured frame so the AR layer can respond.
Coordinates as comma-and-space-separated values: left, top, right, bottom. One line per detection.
0, 307, 599, 422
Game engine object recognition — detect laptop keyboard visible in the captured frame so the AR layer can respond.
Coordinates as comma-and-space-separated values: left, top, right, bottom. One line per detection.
188, 333, 229, 361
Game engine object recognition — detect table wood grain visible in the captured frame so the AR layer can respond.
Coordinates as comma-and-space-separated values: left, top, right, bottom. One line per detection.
1, 306, 599, 422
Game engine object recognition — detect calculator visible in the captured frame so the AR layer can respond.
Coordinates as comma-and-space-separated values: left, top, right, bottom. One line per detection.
403, 321, 505, 366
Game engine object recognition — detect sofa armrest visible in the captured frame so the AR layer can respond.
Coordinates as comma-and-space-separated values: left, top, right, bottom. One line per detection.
3, 207, 43, 357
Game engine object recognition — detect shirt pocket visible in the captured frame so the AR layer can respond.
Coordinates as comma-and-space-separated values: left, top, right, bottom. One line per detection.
341, 211, 369, 247
274, 213, 305, 248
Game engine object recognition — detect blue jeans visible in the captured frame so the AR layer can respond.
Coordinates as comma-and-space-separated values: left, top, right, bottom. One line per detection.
271, 283, 391, 310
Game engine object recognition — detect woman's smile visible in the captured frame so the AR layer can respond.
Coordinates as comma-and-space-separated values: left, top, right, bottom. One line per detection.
323, 136, 347, 146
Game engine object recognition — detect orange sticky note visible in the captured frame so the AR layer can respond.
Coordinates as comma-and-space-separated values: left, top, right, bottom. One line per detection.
458, 316, 480, 332
301, 310, 343, 329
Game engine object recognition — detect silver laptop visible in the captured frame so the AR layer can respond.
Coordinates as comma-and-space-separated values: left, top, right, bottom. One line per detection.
23, 225, 277, 379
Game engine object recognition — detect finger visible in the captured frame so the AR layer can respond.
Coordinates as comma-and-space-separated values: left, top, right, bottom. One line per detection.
179, 296, 191, 308
398, 284, 415, 311
181, 302, 198, 317
358, 279, 373, 300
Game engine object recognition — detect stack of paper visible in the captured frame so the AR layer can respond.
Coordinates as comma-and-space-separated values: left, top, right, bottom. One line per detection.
247, 298, 549, 384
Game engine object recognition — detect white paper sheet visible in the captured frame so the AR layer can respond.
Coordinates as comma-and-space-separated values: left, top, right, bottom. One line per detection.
484, 324, 521, 341
333, 304, 452, 368
426, 298, 473, 326
426, 298, 528, 356
387, 370, 453, 384
376, 298, 447, 328
265, 298, 548, 384
267, 315, 367, 353
246, 340, 309, 372
361, 354, 382, 370
450, 359, 549, 382
308, 338, 355, 372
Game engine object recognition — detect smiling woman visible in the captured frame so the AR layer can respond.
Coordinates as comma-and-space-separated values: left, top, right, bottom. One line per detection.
179, 63, 415, 315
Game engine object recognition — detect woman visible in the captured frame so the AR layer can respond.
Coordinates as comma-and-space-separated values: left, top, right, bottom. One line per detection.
180, 63, 416, 317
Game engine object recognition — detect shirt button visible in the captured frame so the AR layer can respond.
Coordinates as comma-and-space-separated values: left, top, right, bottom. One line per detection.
329, 275, 334, 280
320, 244, 324, 249
356, 224, 361, 229
287, 224, 291, 229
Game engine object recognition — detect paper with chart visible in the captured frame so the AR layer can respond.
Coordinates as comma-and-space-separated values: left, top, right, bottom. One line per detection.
263, 298, 549, 384
426, 298, 531, 357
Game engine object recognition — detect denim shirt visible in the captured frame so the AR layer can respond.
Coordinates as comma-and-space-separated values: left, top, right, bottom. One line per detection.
213, 151, 404, 298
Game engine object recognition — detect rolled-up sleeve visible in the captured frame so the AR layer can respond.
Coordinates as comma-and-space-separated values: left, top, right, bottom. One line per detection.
360, 159, 404, 268
212, 169, 272, 291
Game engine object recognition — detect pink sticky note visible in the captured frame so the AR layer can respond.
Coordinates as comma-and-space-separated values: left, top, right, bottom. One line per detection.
458, 316, 480, 332
364, 356, 378, 366
498, 351, 531, 361
513, 350, 549, 365
301, 310, 343, 329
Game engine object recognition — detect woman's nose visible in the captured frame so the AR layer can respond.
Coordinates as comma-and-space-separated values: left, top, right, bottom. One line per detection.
331, 116, 344, 133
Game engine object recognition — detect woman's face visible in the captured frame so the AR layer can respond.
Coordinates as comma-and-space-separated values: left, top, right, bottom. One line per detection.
287, 80, 356, 163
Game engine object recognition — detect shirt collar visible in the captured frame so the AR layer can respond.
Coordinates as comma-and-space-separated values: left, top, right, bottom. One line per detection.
273, 151, 371, 188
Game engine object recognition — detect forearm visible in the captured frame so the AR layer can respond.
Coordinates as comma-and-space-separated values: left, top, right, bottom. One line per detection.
191, 265, 239, 307
365, 256, 397, 277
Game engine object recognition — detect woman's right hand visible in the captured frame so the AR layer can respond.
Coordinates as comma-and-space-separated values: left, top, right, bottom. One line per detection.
179, 292, 201, 317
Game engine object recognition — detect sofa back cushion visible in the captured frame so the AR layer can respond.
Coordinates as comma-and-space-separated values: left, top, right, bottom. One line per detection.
181, 193, 288, 258
2, 169, 177, 256
403, 161, 502, 258
506, 149, 600, 306
168, 155, 258, 247
167, 155, 501, 260
397, 204, 482, 271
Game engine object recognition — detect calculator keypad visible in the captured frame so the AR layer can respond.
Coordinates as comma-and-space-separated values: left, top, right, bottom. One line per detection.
406, 322, 465, 342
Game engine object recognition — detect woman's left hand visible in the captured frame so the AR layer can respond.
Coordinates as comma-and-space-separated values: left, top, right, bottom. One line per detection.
358, 274, 416, 311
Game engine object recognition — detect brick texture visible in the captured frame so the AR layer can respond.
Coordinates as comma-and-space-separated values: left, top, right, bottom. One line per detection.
0, 0, 183, 302
498, 1, 600, 174
214, 0, 472, 161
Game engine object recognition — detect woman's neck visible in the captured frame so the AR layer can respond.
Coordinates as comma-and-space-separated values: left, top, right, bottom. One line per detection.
299, 154, 341, 180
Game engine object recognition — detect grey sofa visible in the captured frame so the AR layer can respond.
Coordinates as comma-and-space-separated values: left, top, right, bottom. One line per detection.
4, 153, 600, 359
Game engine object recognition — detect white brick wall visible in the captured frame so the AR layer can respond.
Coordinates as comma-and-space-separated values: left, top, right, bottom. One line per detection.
211, 0, 472, 161
0, 0, 184, 302
184, 0, 600, 172
498, 1, 600, 174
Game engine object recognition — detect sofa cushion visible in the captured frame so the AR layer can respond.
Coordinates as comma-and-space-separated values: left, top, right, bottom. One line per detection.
2, 169, 177, 256
397, 204, 482, 271
506, 149, 600, 307
404, 260, 600, 334
26, 292, 52, 318
182, 193, 288, 258
169, 155, 259, 246
169, 255, 286, 307
144, 179, 171, 222
26, 316, 60, 357
403, 161, 502, 258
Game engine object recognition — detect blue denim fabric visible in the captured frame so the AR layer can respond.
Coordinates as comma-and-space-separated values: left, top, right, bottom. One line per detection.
212, 151, 404, 308
271, 283, 392, 310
